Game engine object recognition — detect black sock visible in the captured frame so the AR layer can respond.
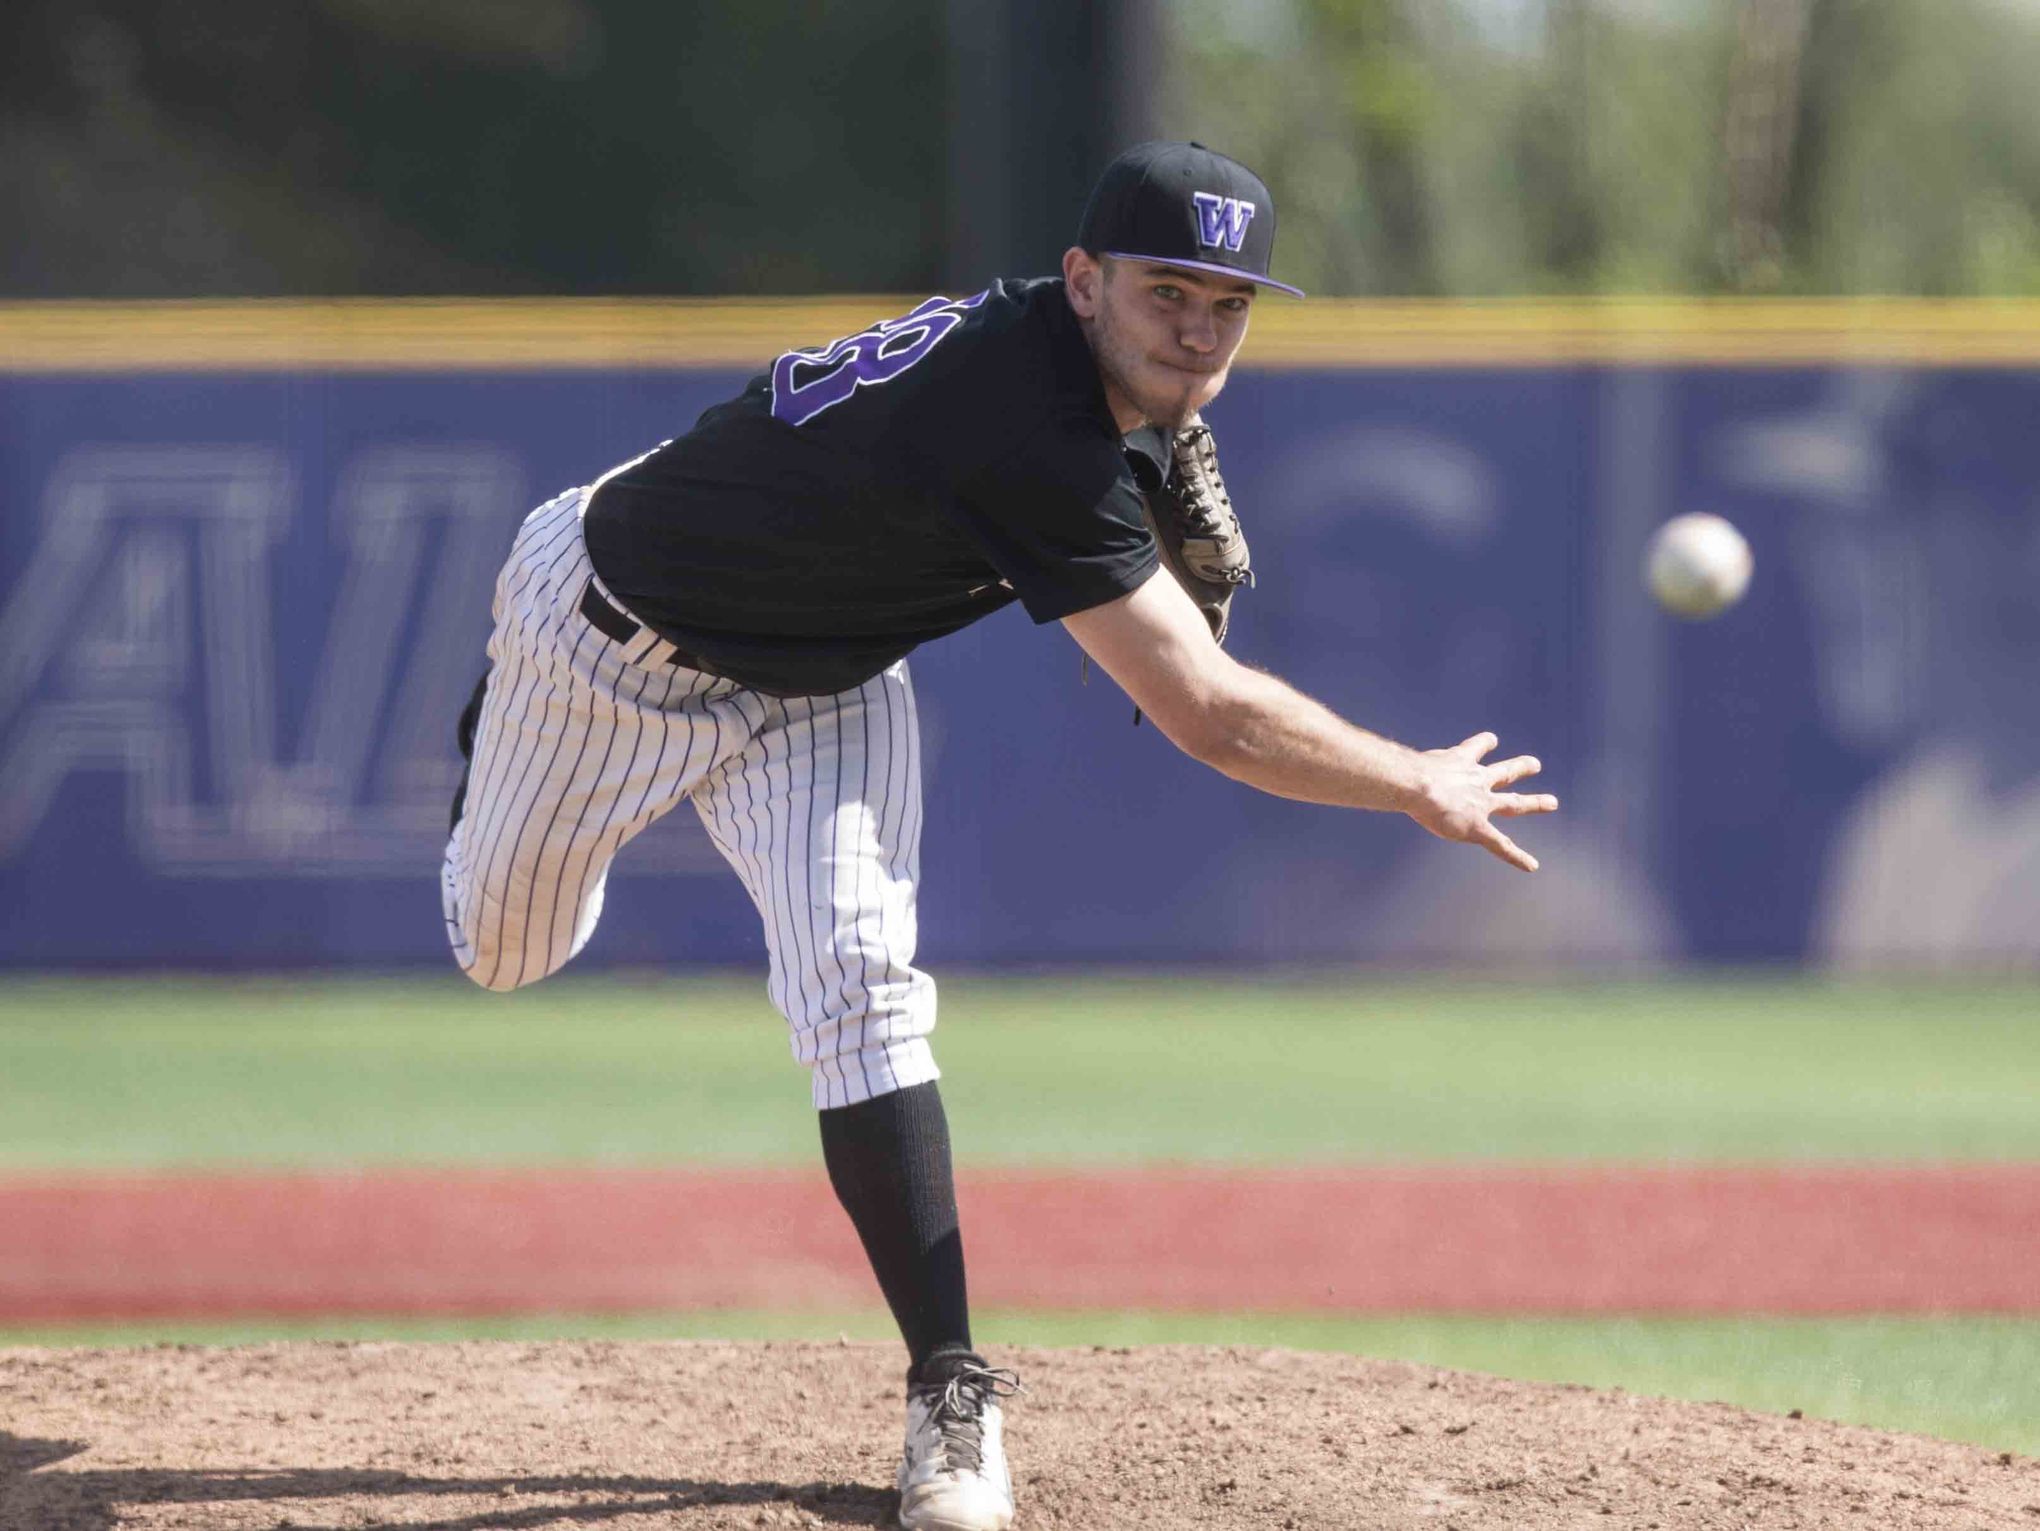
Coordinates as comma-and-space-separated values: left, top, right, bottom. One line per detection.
819, 1080, 972, 1377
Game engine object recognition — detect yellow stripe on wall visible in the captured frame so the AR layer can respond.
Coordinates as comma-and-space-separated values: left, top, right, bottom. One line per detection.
1250, 298, 2040, 367
0, 298, 898, 374
8, 296, 2040, 372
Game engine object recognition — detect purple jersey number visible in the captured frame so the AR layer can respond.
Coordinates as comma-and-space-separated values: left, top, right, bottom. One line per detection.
770, 290, 988, 427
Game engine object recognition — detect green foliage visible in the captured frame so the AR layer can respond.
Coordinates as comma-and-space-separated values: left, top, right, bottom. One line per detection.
17, 0, 2040, 296
1791, 0, 2040, 293
1, 0, 947, 296
1163, 0, 2040, 295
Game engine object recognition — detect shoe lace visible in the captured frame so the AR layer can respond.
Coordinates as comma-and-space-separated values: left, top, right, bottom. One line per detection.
922, 1365, 1023, 1474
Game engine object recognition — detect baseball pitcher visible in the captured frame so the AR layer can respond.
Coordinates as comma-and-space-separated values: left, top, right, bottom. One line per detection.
441, 141, 1558, 1531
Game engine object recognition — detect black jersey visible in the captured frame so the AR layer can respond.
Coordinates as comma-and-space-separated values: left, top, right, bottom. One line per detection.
582, 277, 1165, 697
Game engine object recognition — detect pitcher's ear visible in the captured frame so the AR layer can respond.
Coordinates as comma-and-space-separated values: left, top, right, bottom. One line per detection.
1063, 247, 1105, 317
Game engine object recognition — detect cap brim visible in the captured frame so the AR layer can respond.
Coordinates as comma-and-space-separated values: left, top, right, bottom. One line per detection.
1104, 251, 1306, 299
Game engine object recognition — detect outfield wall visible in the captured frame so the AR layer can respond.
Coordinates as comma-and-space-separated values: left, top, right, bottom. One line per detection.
3, 300, 2037, 970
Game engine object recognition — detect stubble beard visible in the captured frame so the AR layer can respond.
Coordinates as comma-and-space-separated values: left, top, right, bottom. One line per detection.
1091, 308, 1219, 432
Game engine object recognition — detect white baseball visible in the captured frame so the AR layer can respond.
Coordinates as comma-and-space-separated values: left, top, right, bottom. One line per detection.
1645, 512, 1753, 619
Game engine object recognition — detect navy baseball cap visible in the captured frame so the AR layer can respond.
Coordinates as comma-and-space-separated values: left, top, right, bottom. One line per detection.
1075, 141, 1305, 298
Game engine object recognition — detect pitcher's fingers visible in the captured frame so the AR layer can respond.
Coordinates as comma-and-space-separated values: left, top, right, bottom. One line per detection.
1493, 792, 1560, 817
1480, 823, 1540, 873
1486, 754, 1542, 787
1457, 731, 1500, 758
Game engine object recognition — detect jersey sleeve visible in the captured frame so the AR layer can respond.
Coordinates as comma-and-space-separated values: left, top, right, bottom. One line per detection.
949, 419, 1160, 623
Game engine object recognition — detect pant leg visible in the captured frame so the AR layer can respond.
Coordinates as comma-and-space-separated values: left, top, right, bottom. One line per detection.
441, 488, 751, 992
692, 662, 940, 1107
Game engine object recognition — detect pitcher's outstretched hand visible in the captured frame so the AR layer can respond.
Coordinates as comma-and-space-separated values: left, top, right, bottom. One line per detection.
1407, 733, 1559, 872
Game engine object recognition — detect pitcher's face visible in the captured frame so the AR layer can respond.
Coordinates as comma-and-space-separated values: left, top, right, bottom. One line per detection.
1066, 250, 1254, 431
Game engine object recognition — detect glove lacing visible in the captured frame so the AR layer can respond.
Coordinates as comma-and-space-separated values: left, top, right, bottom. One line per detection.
1172, 423, 1253, 588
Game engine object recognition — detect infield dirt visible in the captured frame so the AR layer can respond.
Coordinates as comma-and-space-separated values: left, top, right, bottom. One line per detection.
3, 1341, 2033, 1529
10, 1164, 2038, 1321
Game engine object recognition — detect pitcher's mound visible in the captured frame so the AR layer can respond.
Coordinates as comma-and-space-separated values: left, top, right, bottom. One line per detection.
1, 1340, 2030, 1529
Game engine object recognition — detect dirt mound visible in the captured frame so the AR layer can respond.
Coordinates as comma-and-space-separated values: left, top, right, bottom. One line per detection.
1, 1341, 2032, 1529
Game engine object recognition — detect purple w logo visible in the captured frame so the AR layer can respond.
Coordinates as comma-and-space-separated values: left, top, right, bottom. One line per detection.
1192, 192, 1256, 254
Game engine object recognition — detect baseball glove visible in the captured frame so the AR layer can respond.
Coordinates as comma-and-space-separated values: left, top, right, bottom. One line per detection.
1142, 415, 1252, 644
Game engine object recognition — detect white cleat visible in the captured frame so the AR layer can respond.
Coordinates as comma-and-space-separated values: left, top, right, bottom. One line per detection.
896, 1356, 1023, 1531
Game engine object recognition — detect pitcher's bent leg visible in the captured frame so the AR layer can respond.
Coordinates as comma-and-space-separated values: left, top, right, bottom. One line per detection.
441, 490, 734, 991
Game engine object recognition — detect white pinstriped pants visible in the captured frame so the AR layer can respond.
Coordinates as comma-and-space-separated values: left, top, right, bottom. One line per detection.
440, 487, 940, 1108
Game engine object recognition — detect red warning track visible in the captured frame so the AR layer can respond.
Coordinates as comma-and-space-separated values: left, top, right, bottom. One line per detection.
4, 1164, 2037, 1322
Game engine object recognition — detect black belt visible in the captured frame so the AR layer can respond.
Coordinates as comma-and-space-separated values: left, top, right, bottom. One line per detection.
578, 580, 707, 670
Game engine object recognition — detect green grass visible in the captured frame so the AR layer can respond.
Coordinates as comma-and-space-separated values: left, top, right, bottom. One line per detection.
1, 974, 2036, 1167
5, 1310, 2033, 1458
943, 974, 2040, 1163
5, 975, 2036, 1457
